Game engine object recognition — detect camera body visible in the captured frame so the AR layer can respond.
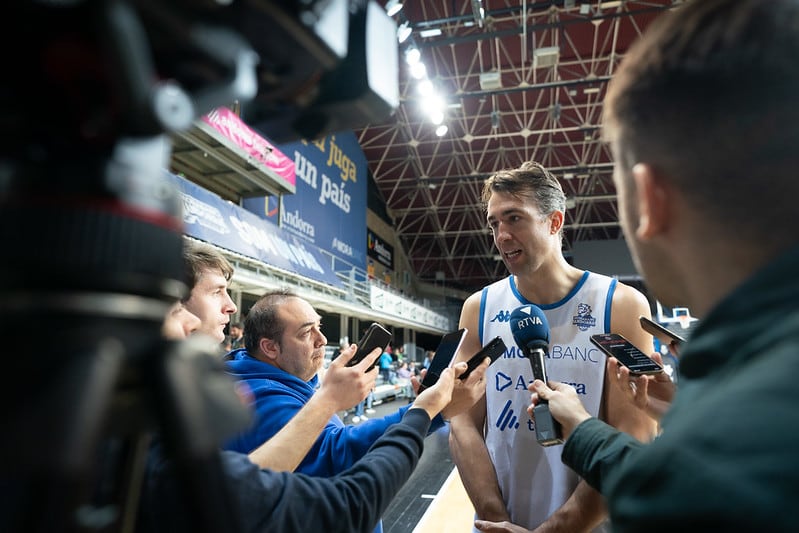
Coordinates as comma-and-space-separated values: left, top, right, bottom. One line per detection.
1, 1, 399, 531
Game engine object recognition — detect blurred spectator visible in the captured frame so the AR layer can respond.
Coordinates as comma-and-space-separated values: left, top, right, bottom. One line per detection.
228, 323, 244, 350
422, 350, 434, 370
396, 361, 414, 400
352, 390, 375, 423
378, 347, 394, 384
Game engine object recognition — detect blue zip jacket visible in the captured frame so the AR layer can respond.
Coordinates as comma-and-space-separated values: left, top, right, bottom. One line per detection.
223, 349, 445, 475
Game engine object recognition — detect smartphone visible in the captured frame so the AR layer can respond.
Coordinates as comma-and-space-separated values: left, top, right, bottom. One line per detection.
590, 333, 664, 375
639, 316, 685, 346
458, 336, 506, 381
347, 322, 392, 372
418, 328, 468, 391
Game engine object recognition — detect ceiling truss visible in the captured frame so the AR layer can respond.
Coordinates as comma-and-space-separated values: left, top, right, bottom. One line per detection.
358, 1, 679, 292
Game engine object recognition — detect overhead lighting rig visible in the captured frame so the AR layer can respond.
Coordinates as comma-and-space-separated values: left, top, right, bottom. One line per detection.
471, 0, 486, 28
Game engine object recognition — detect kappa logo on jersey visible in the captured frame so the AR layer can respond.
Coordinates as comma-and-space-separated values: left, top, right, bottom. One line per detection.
571, 302, 597, 331
490, 309, 512, 323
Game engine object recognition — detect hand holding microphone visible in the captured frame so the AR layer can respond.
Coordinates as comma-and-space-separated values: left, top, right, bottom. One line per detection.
510, 304, 564, 446
527, 380, 592, 441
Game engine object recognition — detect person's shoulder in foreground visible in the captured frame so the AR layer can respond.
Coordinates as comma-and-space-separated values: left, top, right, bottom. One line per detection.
523, 0, 799, 531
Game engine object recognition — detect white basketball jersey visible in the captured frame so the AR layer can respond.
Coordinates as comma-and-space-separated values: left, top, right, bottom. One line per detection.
478, 272, 615, 531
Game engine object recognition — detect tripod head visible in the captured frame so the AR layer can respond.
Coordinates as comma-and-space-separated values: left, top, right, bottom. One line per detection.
1, 1, 399, 531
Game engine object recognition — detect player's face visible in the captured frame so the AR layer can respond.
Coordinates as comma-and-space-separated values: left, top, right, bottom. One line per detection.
487, 191, 559, 277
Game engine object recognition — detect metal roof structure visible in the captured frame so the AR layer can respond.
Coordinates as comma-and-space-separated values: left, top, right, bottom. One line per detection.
357, 0, 681, 293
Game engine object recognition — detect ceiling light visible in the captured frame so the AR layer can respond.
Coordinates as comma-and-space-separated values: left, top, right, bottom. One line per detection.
430, 110, 445, 125
397, 21, 412, 44
405, 46, 421, 65
584, 87, 600, 94
479, 71, 502, 90
435, 125, 449, 137
409, 61, 427, 79
419, 28, 443, 38
421, 93, 446, 114
385, 0, 404, 17
471, 0, 485, 28
417, 79, 434, 96
533, 46, 560, 68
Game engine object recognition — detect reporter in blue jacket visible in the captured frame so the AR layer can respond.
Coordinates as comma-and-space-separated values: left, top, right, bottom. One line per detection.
147, 299, 480, 533
224, 289, 488, 533
143, 243, 491, 533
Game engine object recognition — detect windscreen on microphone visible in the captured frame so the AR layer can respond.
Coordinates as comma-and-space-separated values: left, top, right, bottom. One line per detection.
510, 304, 550, 351
509, 304, 562, 446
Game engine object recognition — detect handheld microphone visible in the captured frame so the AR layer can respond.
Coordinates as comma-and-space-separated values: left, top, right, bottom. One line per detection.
510, 304, 563, 446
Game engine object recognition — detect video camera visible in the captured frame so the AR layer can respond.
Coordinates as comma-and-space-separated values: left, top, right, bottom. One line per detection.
0, 1, 399, 531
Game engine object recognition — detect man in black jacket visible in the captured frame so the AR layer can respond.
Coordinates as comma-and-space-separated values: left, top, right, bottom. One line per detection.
477, 1, 799, 532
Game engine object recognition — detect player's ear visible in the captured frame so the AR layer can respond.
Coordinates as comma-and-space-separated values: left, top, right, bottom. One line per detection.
549, 209, 564, 235
631, 163, 670, 240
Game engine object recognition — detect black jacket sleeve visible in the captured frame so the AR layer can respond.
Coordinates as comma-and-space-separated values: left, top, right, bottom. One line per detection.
141, 408, 432, 533
561, 417, 643, 492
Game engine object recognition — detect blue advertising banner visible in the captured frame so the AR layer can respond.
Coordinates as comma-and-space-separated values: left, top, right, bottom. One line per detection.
243, 131, 367, 268
165, 171, 343, 288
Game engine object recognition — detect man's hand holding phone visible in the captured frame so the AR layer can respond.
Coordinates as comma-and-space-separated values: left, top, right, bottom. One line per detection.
410, 364, 460, 420
317, 343, 380, 413
441, 356, 491, 420
411, 361, 488, 421
607, 353, 675, 421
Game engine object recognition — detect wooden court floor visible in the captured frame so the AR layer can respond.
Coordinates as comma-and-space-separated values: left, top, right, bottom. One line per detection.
347, 397, 476, 532
412, 467, 475, 533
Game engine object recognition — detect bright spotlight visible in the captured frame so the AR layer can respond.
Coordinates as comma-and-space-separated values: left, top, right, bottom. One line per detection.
405, 46, 421, 65
410, 61, 426, 79
385, 0, 404, 17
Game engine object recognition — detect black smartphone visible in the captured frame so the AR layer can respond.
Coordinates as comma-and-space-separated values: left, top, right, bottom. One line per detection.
458, 336, 506, 381
347, 322, 392, 372
590, 333, 664, 375
418, 328, 468, 391
639, 316, 685, 347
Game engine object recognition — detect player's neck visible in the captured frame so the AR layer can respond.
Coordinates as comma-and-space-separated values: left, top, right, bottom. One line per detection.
513, 255, 583, 305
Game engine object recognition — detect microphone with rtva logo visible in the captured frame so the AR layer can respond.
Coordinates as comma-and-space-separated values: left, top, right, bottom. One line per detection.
510, 304, 564, 446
